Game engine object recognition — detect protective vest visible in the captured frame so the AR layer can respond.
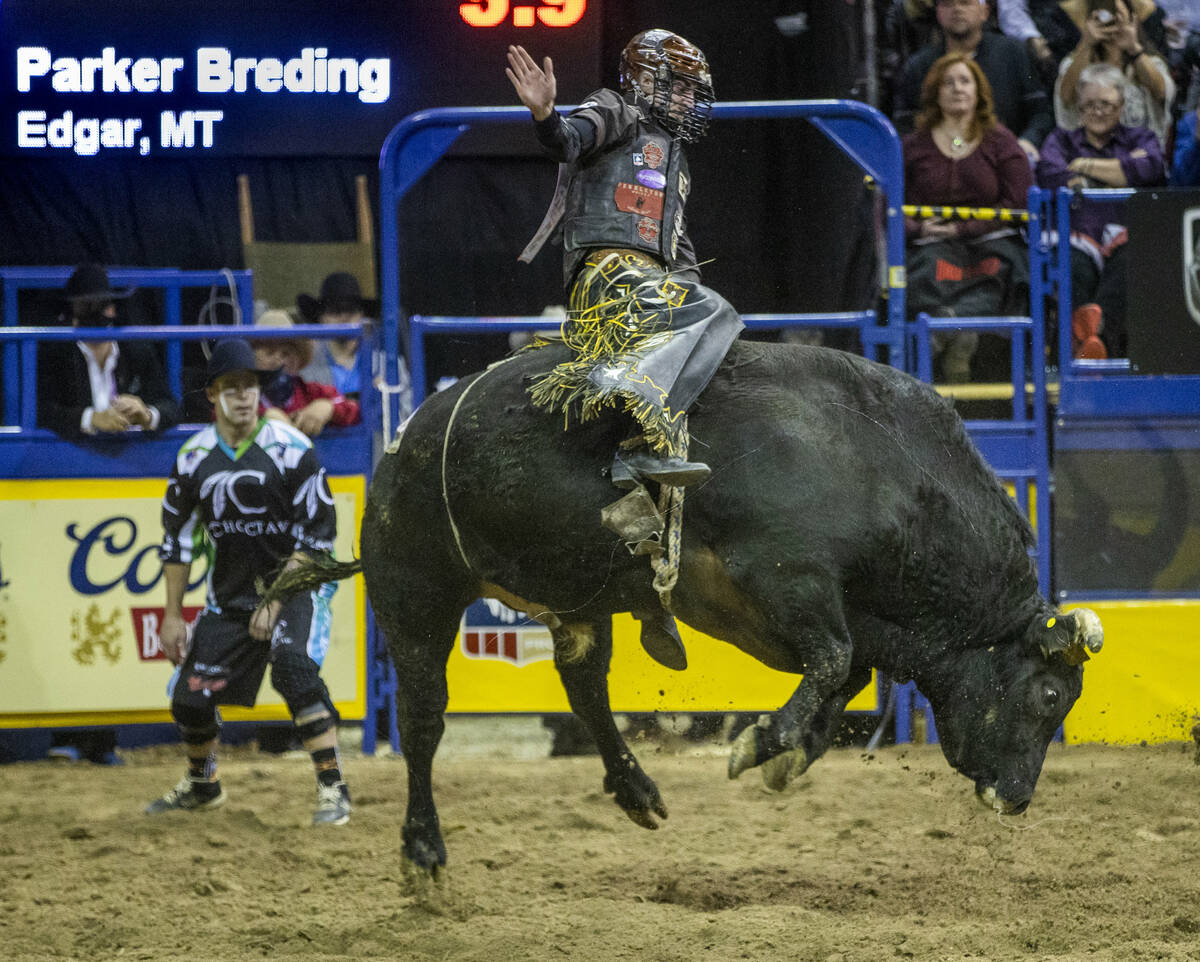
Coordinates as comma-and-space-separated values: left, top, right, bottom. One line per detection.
559, 122, 693, 286
521, 90, 697, 289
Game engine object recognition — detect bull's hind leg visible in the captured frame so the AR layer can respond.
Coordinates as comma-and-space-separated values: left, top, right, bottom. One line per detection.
379, 593, 470, 875
364, 526, 474, 876
553, 618, 668, 829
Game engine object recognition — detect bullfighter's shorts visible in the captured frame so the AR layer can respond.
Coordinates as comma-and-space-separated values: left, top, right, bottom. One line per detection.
168, 584, 336, 711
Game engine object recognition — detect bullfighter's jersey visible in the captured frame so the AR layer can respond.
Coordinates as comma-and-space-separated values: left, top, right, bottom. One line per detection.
159, 418, 337, 615
522, 87, 699, 289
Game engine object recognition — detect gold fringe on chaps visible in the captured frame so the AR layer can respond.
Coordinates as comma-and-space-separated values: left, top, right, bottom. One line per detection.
527, 251, 691, 458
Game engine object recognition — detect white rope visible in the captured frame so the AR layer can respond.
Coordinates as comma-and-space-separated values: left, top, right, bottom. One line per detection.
651, 484, 683, 609
440, 354, 526, 573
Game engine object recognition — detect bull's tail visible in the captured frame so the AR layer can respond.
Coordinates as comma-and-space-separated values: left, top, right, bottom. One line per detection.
259, 553, 363, 606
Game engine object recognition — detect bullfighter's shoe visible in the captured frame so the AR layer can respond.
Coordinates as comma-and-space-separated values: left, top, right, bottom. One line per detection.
637, 612, 688, 671
144, 775, 227, 814
313, 781, 352, 827
612, 450, 711, 490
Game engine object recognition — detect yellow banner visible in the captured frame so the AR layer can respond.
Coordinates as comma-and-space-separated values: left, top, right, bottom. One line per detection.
0, 476, 365, 727
1063, 599, 1200, 744
447, 606, 878, 714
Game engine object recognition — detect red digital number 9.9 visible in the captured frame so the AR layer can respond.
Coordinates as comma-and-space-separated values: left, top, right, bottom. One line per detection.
459, 0, 586, 28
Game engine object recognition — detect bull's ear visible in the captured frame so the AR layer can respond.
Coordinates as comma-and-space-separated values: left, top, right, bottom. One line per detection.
1035, 609, 1104, 666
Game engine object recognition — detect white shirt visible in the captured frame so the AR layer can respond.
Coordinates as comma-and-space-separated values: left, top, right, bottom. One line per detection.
76, 341, 160, 434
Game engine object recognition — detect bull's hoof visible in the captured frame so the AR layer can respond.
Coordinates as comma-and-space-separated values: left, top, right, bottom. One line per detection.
728, 722, 768, 780
402, 822, 446, 877
604, 753, 668, 829
760, 746, 809, 792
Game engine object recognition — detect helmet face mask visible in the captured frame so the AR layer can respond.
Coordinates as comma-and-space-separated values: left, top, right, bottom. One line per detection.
619, 29, 714, 143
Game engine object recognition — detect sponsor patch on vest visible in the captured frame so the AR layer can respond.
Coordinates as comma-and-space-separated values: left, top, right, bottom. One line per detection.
637, 169, 666, 190
637, 216, 659, 242
614, 182, 664, 219
641, 140, 665, 169
678, 170, 690, 202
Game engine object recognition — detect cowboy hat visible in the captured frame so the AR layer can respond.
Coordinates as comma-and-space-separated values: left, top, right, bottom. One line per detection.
205, 338, 260, 386
63, 263, 135, 303
296, 271, 366, 322
250, 309, 314, 370
1059, 0, 1157, 29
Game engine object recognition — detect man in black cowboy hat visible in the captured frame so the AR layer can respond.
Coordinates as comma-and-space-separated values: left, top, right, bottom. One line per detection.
297, 271, 374, 399
36, 263, 180, 436
148, 338, 352, 826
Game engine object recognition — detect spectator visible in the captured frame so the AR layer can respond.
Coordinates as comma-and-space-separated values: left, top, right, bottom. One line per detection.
997, 0, 1080, 87
36, 264, 180, 437
904, 52, 1035, 382
145, 338, 351, 826
251, 309, 360, 436
1172, 101, 1200, 183
297, 271, 374, 399
1036, 62, 1167, 357
1055, 0, 1175, 148
895, 0, 1055, 159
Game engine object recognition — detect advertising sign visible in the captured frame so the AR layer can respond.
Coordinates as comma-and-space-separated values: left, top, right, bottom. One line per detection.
0, 476, 365, 727
448, 600, 880, 714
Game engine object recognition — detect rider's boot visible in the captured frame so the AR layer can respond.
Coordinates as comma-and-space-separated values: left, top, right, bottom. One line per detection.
611, 449, 710, 490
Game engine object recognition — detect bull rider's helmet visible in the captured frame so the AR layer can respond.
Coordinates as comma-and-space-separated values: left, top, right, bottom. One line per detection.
618, 28, 714, 143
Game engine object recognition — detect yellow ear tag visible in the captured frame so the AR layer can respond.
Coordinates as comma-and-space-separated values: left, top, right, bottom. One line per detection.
1046, 617, 1056, 629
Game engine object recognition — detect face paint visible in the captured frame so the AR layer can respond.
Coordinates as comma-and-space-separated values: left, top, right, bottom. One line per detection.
218, 385, 259, 419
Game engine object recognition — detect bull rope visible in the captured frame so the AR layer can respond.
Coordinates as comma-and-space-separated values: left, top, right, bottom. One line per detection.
650, 483, 683, 609
440, 353, 528, 574
440, 351, 686, 605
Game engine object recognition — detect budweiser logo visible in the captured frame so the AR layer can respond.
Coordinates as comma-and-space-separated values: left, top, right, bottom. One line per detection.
459, 599, 554, 667
131, 606, 203, 661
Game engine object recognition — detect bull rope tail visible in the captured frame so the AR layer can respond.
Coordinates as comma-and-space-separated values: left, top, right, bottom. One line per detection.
441, 353, 528, 573
651, 484, 683, 609
258, 554, 363, 607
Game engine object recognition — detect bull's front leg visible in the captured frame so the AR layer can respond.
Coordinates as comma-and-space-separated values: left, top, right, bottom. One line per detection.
553, 618, 668, 829
728, 614, 855, 791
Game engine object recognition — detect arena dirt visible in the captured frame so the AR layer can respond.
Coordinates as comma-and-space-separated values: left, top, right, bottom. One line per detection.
3, 718, 1199, 962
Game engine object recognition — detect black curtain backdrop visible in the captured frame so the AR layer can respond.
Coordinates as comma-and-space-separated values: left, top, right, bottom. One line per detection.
0, 1, 872, 382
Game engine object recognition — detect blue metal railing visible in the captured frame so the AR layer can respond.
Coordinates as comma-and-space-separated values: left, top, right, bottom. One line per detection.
1, 267, 256, 427
0, 321, 364, 433
379, 100, 908, 425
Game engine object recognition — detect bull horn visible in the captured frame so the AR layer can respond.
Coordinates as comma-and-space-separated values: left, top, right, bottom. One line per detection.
1038, 608, 1104, 665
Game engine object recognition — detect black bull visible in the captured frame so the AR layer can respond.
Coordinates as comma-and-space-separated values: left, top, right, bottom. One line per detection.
267, 339, 1102, 873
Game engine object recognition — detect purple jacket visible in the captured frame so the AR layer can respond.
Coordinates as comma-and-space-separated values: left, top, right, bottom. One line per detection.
1035, 124, 1166, 242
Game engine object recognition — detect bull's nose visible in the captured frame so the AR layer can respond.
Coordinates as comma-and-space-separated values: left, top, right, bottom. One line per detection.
975, 785, 1030, 815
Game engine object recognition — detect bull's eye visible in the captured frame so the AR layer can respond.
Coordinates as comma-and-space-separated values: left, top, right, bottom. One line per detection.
1043, 686, 1060, 710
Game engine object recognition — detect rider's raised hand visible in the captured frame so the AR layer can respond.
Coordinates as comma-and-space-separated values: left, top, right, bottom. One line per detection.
506, 45, 556, 122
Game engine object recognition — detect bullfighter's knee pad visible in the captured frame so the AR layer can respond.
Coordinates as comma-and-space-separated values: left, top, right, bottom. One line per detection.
171, 702, 220, 744
269, 647, 331, 717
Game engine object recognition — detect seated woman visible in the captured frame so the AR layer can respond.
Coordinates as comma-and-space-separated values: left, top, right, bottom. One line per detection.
250, 309, 360, 436
1036, 62, 1166, 358
1055, 0, 1174, 149
903, 51, 1034, 382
